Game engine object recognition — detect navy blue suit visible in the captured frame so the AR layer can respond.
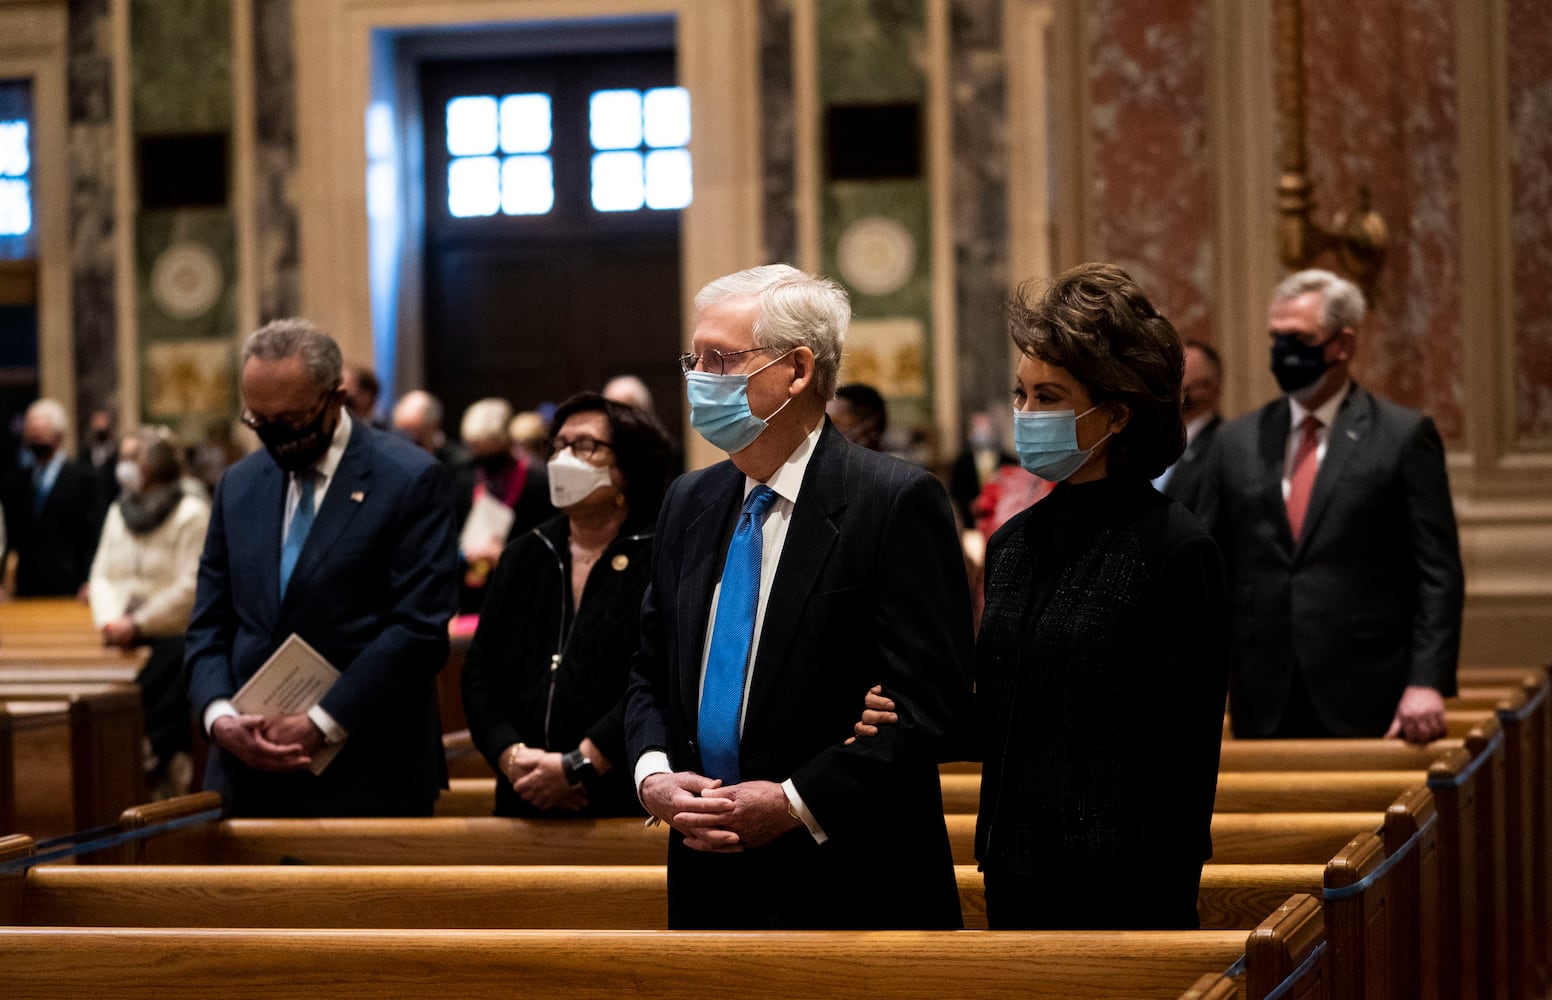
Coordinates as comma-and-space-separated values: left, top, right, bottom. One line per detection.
625, 421, 974, 928
186, 422, 459, 817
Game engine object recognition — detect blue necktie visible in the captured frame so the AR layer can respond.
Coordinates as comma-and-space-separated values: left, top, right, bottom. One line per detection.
279, 470, 316, 597
699, 484, 778, 783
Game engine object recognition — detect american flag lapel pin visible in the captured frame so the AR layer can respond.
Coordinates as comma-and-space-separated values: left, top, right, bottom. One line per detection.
351, 491, 365, 502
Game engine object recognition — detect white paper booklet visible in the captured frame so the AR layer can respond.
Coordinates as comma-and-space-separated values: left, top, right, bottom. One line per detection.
459, 491, 515, 554
231, 633, 343, 775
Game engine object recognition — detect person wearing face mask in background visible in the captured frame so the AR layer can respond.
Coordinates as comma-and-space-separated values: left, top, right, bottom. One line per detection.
2, 398, 101, 599
1195, 269, 1463, 744
859, 263, 1229, 929
89, 427, 210, 798
453, 397, 556, 615
185, 318, 458, 818
460, 392, 670, 817
1153, 339, 1223, 514
625, 264, 973, 930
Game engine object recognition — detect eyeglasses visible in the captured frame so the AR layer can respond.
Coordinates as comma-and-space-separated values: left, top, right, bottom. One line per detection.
677, 346, 774, 376
240, 385, 336, 433
552, 435, 614, 460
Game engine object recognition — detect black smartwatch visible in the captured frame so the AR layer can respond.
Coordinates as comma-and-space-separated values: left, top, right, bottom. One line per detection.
561, 747, 597, 787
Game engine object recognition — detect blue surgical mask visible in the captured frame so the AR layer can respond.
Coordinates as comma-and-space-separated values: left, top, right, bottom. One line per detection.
1013, 405, 1112, 482
685, 351, 794, 453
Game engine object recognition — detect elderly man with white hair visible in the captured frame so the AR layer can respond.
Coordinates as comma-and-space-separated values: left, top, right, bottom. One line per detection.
3, 398, 101, 597
624, 264, 973, 930
453, 397, 554, 612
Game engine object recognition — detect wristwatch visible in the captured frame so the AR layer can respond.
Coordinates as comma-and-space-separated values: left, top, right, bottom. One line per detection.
561, 747, 597, 787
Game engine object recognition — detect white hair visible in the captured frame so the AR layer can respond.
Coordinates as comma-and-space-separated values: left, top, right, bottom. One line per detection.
694, 264, 850, 400
26, 398, 69, 438
460, 398, 513, 446
602, 375, 654, 413
1273, 269, 1367, 334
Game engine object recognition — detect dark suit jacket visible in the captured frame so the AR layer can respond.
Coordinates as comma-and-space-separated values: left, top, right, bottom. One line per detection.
625, 421, 974, 929
186, 422, 459, 817
1162, 414, 1222, 515
2, 458, 100, 596
1196, 385, 1464, 737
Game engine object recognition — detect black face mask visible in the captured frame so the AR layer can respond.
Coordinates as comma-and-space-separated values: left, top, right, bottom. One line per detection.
26, 442, 53, 463
256, 404, 334, 473
1270, 333, 1335, 394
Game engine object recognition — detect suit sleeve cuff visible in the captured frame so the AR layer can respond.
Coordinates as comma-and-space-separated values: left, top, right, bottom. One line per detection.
203, 699, 238, 739
307, 704, 348, 745
782, 779, 828, 845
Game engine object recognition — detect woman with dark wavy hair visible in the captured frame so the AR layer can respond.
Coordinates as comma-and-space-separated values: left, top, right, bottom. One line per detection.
461, 391, 671, 817
860, 263, 1229, 928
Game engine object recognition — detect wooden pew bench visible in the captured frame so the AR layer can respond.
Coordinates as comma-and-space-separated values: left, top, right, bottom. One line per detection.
0, 685, 144, 838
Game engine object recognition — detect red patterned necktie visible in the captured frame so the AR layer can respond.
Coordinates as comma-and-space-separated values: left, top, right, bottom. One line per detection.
1285, 415, 1321, 541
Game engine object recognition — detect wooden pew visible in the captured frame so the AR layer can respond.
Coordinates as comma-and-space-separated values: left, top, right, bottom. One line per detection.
0, 891, 1337, 1000
0, 685, 144, 837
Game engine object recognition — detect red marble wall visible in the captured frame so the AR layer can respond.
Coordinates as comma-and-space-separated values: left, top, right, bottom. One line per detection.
1300, 0, 1464, 440
1508, 0, 1552, 443
1086, 0, 1215, 348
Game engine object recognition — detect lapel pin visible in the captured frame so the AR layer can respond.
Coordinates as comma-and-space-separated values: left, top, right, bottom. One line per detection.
1346, 430, 1359, 441
351, 491, 365, 502
612, 554, 629, 572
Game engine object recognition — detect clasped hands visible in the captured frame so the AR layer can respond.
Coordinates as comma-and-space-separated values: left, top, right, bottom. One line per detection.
640, 772, 801, 852
501, 744, 588, 812
210, 712, 325, 772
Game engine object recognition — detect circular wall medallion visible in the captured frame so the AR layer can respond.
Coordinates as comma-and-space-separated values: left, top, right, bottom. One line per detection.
837, 216, 916, 298
151, 240, 224, 320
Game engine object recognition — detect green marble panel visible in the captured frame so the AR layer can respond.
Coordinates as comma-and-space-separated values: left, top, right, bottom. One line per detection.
817, 0, 925, 103
131, 0, 232, 134
136, 208, 237, 426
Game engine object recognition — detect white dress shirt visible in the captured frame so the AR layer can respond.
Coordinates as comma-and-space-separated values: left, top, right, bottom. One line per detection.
635, 421, 830, 843
203, 410, 354, 745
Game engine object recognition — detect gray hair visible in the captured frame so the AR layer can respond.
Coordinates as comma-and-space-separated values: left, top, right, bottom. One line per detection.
1272, 269, 1367, 334
393, 389, 444, 430
130, 426, 182, 487
461, 398, 513, 446
694, 264, 850, 400
25, 398, 69, 438
241, 318, 344, 392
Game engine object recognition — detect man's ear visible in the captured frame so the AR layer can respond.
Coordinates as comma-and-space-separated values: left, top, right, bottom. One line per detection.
1332, 327, 1357, 363
788, 346, 816, 397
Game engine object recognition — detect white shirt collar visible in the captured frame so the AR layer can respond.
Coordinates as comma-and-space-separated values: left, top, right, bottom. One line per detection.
1184, 410, 1216, 444
1289, 379, 1352, 432
746, 420, 825, 506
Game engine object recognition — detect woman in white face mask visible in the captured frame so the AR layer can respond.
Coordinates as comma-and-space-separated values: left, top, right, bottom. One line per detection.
461, 391, 672, 818
856, 263, 1230, 930
87, 427, 211, 799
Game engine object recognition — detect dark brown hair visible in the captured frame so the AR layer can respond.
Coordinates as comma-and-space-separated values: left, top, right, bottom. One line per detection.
1007, 263, 1185, 479
548, 391, 673, 519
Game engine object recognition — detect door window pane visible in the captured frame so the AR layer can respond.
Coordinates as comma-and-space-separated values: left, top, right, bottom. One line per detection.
446, 96, 498, 156
448, 156, 500, 217
591, 151, 644, 212
590, 89, 643, 150
0, 120, 29, 177
644, 149, 692, 210
643, 87, 690, 148
502, 155, 554, 215
500, 94, 552, 154
0, 178, 29, 236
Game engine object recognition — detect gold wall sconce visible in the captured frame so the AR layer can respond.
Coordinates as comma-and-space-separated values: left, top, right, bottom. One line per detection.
1274, 0, 1388, 293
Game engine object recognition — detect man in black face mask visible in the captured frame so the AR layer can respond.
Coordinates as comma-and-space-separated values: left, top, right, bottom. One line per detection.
1, 398, 101, 597
1196, 269, 1464, 744
185, 318, 459, 817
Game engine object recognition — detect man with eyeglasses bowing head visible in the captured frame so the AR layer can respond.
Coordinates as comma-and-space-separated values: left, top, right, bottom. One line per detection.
625, 264, 974, 929
186, 318, 458, 817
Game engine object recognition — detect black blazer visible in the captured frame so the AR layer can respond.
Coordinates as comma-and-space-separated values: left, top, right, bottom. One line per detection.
186, 422, 459, 817
1162, 414, 1222, 515
2, 459, 100, 596
625, 421, 974, 929
1196, 385, 1464, 737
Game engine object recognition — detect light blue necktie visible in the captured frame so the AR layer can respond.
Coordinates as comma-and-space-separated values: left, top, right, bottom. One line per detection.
698, 484, 778, 783
279, 470, 316, 597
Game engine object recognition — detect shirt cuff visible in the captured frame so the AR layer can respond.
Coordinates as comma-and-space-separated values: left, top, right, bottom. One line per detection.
203, 698, 238, 738
782, 778, 828, 845
307, 704, 348, 745
634, 750, 672, 825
